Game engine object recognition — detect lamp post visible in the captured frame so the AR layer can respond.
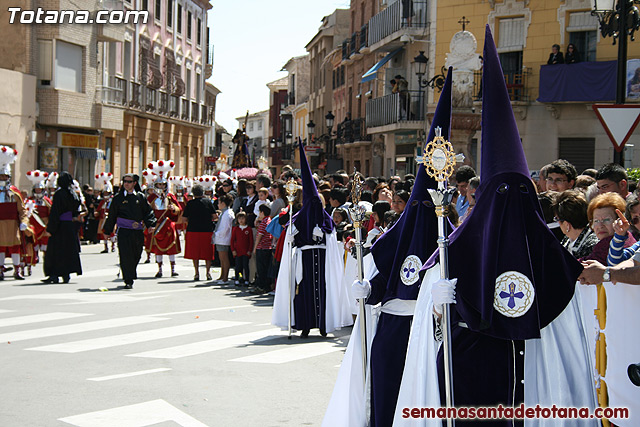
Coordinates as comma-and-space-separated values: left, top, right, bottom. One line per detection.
592, 0, 640, 165
307, 119, 315, 143
413, 51, 447, 118
325, 111, 335, 157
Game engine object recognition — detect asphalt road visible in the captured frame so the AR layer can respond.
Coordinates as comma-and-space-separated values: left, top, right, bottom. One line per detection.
0, 242, 351, 427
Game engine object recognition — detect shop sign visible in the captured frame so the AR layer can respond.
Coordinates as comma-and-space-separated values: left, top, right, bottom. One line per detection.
58, 133, 100, 149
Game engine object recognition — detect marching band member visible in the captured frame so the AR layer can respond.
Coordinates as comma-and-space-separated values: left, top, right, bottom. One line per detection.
0, 146, 29, 281
147, 160, 182, 278
45, 171, 59, 198
26, 170, 51, 257
95, 172, 116, 253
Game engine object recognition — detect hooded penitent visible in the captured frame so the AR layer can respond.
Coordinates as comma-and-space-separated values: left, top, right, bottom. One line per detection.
424, 25, 582, 340
292, 139, 334, 246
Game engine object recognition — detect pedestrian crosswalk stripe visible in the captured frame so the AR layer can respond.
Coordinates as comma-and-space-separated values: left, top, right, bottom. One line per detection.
87, 368, 172, 382
0, 309, 14, 314
58, 399, 208, 427
0, 312, 92, 328
28, 319, 250, 353
0, 315, 168, 342
230, 341, 344, 364
127, 328, 287, 359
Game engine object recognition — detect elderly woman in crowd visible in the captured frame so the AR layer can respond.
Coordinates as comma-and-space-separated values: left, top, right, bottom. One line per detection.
579, 192, 636, 264
182, 184, 216, 281
42, 172, 84, 284
552, 190, 598, 259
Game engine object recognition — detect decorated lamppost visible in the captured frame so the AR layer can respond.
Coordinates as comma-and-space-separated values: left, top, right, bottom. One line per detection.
417, 127, 464, 427
591, 0, 640, 165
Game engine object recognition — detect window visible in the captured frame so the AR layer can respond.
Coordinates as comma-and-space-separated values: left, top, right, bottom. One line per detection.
195, 72, 201, 103
138, 141, 145, 174
258, 121, 262, 131
187, 11, 192, 41
164, 143, 171, 159
142, 0, 148, 11
559, 138, 595, 172
186, 70, 191, 100
498, 17, 525, 52
105, 137, 113, 173
154, 0, 161, 21
167, 0, 173, 28
197, 18, 202, 45
567, 11, 598, 62
38, 40, 52, 86
55, 40, 82, 92
249, 122, 254, 132
152, 142, 159, 160
177, 4, 182, 34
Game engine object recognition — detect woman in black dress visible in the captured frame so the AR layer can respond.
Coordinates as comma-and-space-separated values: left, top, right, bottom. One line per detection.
43, 172, 83, 283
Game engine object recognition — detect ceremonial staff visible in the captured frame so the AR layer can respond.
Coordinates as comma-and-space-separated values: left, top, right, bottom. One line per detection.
285, 177, 300, 340
419, 127, 464, 427
349, 170, 368, 387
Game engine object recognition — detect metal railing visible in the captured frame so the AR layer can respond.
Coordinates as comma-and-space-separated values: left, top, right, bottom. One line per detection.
181, 99, 189, 121
170, 95, 179, 117
473, 68, 532, 102
360, 24, 368, 50
129, 82, 142, 109
201, 105, 208, 124
191, 102, 199, 123
342, 39, 350, 60
99, 77, 125, 106
368, 0, 428, 47
158, 91, 168, 115
337, 117, 371, 143
365, 91, 425, 128
145, 87, 157, 112
350, 31, 359, 56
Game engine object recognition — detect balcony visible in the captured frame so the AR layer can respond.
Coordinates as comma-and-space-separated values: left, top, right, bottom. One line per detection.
342, 39, 350, 61
473, 68, 533, 102
337, 117, 370, 143
129, 82, 142, 109
99, 76, 126, 106
368, 1, 428, 52
170, 95, 180, 117
360, 24, 369, 52
201, 105, 208, 124
350, 31, 360, 57
181, 99, 189, 121
158, 91, 168, 115
145, 87, 157, 113
96, 0, 124, 41
366, 91, 425, 130
205, 41, 213, 79
537, 61, 616, 103
191, 102, 200, 123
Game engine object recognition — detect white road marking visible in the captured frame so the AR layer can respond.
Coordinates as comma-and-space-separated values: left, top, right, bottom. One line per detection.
0, 309, 14, 314
0, 316, 168, 342
87, 368, 172, 382
230, 341, 343, 364
0, 312, 92, 328
0, 293, 165, 304
127, 328, 287, 359
154, 304, 252, 316
58, 399, 208, 427
28, 319, 249, 353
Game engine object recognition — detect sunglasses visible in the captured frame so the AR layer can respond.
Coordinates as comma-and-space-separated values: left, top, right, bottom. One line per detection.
633, 217, 640, 225
123, 180, 134, 184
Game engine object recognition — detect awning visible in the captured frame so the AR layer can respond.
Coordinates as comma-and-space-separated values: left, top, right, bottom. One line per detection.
361, 48, 403, 83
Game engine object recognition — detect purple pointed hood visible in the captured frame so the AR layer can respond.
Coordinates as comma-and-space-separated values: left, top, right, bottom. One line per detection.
424, 26, 582, 340
292, 139, 334, 244
367, 69, 453, 304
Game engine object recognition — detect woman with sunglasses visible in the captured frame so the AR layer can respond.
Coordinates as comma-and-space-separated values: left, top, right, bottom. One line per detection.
578, 192, 636, 264
552, 190, 598, 259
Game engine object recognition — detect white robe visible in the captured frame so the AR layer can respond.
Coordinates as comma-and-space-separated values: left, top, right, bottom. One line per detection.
393, 264, 599, 426
271, 226, 353, 333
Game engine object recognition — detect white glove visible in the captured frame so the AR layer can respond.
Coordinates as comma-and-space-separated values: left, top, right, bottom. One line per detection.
352, 279, 371, 299
285, 232, 295, 244
312, 226, 324, 238
431, 278, 457, 315
19, 223, 27, 231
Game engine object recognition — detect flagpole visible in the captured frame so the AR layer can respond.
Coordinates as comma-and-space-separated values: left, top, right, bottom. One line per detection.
349, 169, 368, 389
285, 178, 300, 340
419, 127, 463, 427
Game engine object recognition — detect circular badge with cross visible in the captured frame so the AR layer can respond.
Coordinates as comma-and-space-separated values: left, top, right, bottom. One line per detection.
400, 255, 422, 286
493, 271, 535, 318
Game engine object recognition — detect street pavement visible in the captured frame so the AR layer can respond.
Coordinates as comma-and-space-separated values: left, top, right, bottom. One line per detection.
0, 241, 351, 427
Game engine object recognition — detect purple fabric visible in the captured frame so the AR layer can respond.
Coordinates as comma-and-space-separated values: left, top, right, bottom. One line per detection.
292, 248, 326, 331
292, 139, 334, 245
59, 211, 73, 221
368, 69, 452, 304
537, 61, 616, 103
424, 26, 583, 340
116, 217, 144, 230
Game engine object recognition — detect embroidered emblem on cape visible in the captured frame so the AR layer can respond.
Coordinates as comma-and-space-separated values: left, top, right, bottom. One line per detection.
493, 271, 535, 318
400, 255, 422, 286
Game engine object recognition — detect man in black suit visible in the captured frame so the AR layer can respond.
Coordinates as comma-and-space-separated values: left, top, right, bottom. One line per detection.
547, 44, 565, 65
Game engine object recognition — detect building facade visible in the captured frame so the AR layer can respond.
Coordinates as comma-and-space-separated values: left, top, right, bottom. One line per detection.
29, 0, 214, 187
235, 110, 269, 166
266, 76, 288, 176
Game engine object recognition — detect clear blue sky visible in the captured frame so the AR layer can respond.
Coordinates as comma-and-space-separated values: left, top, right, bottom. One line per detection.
207, 0, 350, 133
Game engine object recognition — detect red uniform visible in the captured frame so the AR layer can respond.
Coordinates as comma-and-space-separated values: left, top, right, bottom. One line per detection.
95, 196, 115, 241
28, 196, 51, 247
230, 225, 254, 257
148, 192, 182, 255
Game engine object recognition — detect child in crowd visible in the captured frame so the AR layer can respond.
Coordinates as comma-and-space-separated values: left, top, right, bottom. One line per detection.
254, 188, 271, 221
253, 204, 274, 293
231, 212, 253, 286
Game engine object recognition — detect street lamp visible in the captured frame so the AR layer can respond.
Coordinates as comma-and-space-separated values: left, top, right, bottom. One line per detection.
325, 111, 335, 156
413, 51, 447, 118
591, 0, 640, 165
307, 120, 315, 142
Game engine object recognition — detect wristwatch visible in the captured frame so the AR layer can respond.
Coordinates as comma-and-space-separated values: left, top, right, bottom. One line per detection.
603, 267, 611, 282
